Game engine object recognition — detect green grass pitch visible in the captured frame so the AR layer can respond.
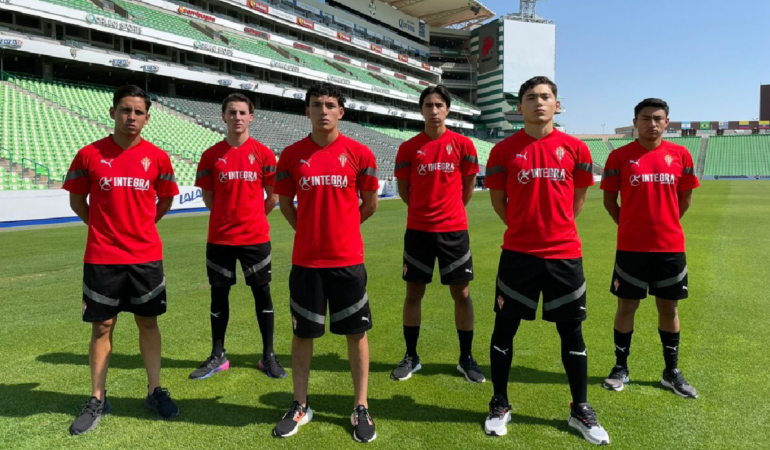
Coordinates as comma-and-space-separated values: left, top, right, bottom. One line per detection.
1, 181, 768, 449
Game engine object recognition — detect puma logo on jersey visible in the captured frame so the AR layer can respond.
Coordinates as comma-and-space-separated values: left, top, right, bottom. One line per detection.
300, 159, 311, 167
629, 159, 640, 166
516, 151, 528, 160
493, 346, 509, 355
100, 159, 114, 168
416, 150, 426, 157
615, 345, 627, 353
569, 349, 587, 357
217, 157, 228, 164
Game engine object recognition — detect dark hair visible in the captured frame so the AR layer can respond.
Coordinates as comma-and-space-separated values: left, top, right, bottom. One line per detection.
517, 76, 557, 102
634, 98, 669, 118
305, 82, 345, 108
222, 93, 255, 114
419, 85, 451, 108
113, 85, 151, 111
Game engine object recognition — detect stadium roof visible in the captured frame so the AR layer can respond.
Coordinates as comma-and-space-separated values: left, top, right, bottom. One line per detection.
380, 0, 495, 29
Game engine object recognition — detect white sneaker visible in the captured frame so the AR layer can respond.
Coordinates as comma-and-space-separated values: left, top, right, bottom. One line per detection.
484, 395, 512, 436
568, 403, 610, 445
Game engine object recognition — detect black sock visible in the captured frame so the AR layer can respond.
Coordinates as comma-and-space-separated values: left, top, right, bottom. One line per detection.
614, 329, 633, 368
404, 325, 420, 357
659, 329, 680, 371
490, 314, 520, 402
251, 283, 275, 358
210, 285, 231, 357
457, 329, 474, 360
556, 321, 588, 406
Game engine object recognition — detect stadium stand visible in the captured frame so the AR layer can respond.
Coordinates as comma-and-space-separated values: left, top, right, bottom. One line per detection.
584, 139, 611, 167
39, 0, 121, 19
112, 0, 222, 45
703, 135, 770, 176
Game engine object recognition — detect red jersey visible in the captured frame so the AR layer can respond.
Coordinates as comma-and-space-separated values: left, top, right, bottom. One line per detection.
600, 139, 699, 252
274, 134, 379, 268
394, 130, 479, 232
484, 129, 594, 259
195, 138, 277, 246
63, 137, 179, 264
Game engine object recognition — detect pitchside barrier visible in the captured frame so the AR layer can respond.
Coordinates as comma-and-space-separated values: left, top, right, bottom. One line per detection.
701, 175, 770, 180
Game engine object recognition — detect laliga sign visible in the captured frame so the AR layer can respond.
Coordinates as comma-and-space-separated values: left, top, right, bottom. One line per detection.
141, 65, 159, 73
218, 79, 232, 86
0, 38, 22, 48
109, 59, 131, 68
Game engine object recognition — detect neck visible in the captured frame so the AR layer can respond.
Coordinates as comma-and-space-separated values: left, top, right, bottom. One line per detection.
523, 121, 554, 140
424, 124, 447, 140
637, 136, 662, 150
310, 128, 339, 147
112, 132, 141, 150
226, 132, 249, 148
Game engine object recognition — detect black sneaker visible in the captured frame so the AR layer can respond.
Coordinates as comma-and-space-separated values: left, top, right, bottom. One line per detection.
69, 396, 112, 435
189, 352, 230, 380
259, 353, 287, 379
484, 395, 511, 436
568, 403, 610, 445
351, 404, 376, 443
661, 368, 698, 398
390, 353, 421, 381
144, 387, 180, 419
457, 356, 486, 383
603, 365, 630, 391
273, 401, 313, 438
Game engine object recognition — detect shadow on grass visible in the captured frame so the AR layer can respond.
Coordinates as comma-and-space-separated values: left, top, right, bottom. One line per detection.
0, 383, 281, 426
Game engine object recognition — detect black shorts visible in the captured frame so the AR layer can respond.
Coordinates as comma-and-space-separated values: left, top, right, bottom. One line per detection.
402, 229, 474, 285
611, 251, 688, 301
289, 264, 372, 339
206, 242, 272, 287
82, 261, 167, 323
494, 250, 587, 322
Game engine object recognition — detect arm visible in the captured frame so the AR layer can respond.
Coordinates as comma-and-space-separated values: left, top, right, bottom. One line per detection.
359, 190, 378, 224
573, 187, 589, 218
462, 174, 476, 206
279, 195, 298, 231
264, 185, 277, 216
489, 189, 507, 225
603, 190, 620, 225
69, 193, 89, 225
397, 179, 410, 205
678, 189, 693, 219
155, 197, 173, 223
201, 189, 214, 210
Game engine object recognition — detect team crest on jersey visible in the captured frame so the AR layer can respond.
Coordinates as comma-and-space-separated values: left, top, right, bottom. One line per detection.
339, 154, 348, 167
555, 147, 565, 161
497, 295, 504, 310
248, 153, 256, 165
141, 157, 151, 172
613, 278, 620, 291
446, 144, 453, 155
664, 155, 673, 167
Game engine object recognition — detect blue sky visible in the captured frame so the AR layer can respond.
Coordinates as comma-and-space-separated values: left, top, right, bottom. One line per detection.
479, 0, 770, 133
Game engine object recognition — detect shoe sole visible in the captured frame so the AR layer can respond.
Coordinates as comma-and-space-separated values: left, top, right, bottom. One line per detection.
484, 412, 511, 436
273, 408, 313, 438
602, 377, 629, 391
568, 417, 610, 445
350, 415, 377, 443
189, 360, 230, 380
390, 363, 421, 381
661, 379, 697, 398
259, 360, 287, 379
457, 364, 486, 383
70, 403, 112, 436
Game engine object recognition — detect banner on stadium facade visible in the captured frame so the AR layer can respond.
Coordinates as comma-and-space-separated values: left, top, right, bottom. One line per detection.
421, 63, 431, 70
293, 42, 314, 53
334, 54, 351, 64
398, 54, 408, 63
719, 121, 728, 130
245, 27, 270, 39
370, 44, 382, 53
699, 122, 710, 130
0, 38, 23, 48
296, 17, 314, 30
337, 32, 351, 42
246, 0, 269, 14
194, 40, 234, 57
738, 121, 750, 129
177, 6, 216, 23
86, 14, 142, 34
759, 121, 770, 130
477, 21, 499, 74
395, 73, 406, 80
703, 175, 770, 181
367, 64, 381, 72
681, 122, 691, 130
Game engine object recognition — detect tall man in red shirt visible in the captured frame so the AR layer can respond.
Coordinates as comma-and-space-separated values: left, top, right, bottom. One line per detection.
190, 93, 285, 380
391, 85, 484, 383
601, 98, 699, 398
64, 85, 180, 435
482, 77, 609, 445
272, 83, 379, 443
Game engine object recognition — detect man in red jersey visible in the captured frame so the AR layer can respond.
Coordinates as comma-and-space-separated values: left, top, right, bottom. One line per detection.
482, 76, 609, 445
64, 85, 180, 435
272, 83, 379, 443
600, 98, 699, 398
189, 93, 285, 380
391, 85, 484, 383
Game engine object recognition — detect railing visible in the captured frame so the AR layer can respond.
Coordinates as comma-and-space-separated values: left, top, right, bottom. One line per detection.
21, 158, 51, 189
0, 147, 13, 175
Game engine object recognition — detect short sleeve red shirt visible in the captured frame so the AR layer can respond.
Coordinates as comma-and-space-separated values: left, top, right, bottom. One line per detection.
394, 130, 479, 232
600, 139, 700, 252
195, 138, 277, 246
274, 134, 379, 268
484, 129, 594, 259
63, 137, 179, 264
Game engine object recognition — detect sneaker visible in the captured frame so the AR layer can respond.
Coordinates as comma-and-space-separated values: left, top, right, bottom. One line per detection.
661, 368, 698, 398
189, 352, 230, 380
568, 403, 610, 445
144, 387, 180, 419
457, 356, 486, 383
484, 395, 512, 436
69, 396, 112, 435
351, 404, 377, 443
259, 353, 287, 379
273, 401, 313, 438
603, 365, 630, 391
390, 353, 421, 381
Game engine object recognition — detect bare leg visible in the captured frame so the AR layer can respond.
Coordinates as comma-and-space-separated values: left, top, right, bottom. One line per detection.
347, 332, 369, 408
90, 317, 117, 400
292, 336, 314, 406
135, 315, 162, 395
614, 298, 640, 333
403, 282, 426, 327
450, 282, 473, 331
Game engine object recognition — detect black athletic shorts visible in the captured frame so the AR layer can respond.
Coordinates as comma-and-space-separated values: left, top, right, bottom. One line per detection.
402, 229, 474, 285
494, 250, 587, 322
206, 242, 272, 287
289, 264, 372, 339
610, 251, 688, 301
82, 261, 167, 323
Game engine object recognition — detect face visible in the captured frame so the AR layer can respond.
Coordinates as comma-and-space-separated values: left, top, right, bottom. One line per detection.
634, 107, 669, 140
222, 101, 253, 134
517, 84, 560, 125
110, 96, 149, 137
306, 95, 344, 132
421, 93, 450, 129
